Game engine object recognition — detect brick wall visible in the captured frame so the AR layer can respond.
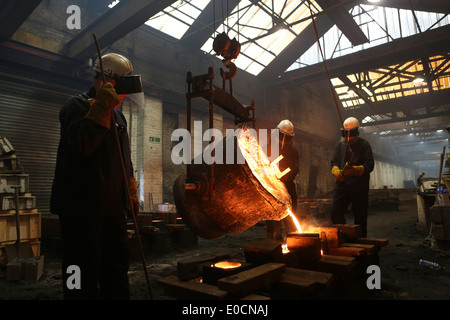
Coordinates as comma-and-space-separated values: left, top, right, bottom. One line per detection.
124, 96, 164, 211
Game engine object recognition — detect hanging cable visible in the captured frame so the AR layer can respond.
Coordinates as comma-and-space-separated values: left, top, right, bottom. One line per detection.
227, 0, 229, 33
213, 0, 216, 37
221, 0, 225, 33
237, 1, 240, 42
306, 5, 354, 164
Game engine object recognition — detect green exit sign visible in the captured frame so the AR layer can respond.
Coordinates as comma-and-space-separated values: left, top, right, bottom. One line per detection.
149, 136, 160, 143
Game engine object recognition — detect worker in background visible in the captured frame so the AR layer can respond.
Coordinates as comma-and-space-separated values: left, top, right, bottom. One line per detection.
267, 119, 300, 242
330, 117, 374, 237
417, 172, 425, 187
50, 53, 140, 300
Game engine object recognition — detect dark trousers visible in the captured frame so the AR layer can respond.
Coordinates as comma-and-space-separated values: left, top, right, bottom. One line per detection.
59, 214, 130, 300
330, 186, 369, 237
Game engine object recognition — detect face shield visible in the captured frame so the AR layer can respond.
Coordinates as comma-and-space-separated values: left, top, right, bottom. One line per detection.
115, 75, 145, 111
279, 130, 294, 149
115, 75, 145, 142
340, 127, 359, 142
114, 75, 142, 95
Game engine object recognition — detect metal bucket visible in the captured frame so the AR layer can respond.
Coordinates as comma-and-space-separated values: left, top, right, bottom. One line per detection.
173, 129, 292, 239
174, 162, 291, 239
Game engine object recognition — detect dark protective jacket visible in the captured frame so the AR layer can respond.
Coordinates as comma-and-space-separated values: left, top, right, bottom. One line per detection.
50, 87, 133, 219
330, 137, 374, 191
279, 143, 300, 208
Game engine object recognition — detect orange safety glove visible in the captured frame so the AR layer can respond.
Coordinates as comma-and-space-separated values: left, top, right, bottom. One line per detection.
331, 166, 345, 182
129, 177, 139, 214
85, 82, 120, 129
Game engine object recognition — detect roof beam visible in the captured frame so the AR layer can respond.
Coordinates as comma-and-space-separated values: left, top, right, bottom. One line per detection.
339, 75, 382, 114
362, 117, 450, 134
259, 13, 335, 80
316, 0, 369, 46
180, 0, 240, 48
268, 24, 450, 87
0, 0, 43, 38
362, 0, 450, 15
346, 87, 450, 123
64, 0, 177, 60
360, 111, 450, 127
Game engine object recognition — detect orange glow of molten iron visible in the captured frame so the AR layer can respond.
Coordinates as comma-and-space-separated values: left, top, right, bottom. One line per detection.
282, 208, 304, 254
212, 261, 242, 269
288, 208, 303, 233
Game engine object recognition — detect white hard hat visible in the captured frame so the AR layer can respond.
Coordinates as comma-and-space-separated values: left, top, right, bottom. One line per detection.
343, 117, 360, 130
277, 120, 295, 136
93, 53, 133, 78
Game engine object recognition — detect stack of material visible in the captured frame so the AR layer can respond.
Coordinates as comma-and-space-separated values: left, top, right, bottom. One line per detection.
0, 136, 43, 280
158, 224, 388, 300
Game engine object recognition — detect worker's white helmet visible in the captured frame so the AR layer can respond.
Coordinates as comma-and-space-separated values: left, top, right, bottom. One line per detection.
341, 117, 360, 139
93, 53, 133, 78
343, 117, 360, 130
277, 120, 295, 136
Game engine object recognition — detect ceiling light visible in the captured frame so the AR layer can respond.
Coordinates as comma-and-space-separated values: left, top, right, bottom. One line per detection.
108, 0, 120, 8
367, 0, 381, 3
413, 71, 426, 83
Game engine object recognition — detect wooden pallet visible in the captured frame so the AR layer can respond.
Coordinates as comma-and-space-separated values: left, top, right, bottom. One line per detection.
0, 211, 41, 242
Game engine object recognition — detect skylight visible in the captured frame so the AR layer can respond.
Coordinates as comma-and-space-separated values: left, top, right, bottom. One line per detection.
201, 0, 321, 76
287, 4, 450, 72
146, 0, 210, 40
330, 53, 450, 111
108, 0, 210, 40
107, 1, 450, 80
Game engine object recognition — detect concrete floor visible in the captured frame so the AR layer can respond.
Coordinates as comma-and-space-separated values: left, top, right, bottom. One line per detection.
1, 200, 450, 301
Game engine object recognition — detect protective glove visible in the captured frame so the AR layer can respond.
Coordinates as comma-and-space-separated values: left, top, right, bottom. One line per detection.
85, 82, 120, 129
129, 177, 139, 214
331, 166, 345, 182
343, 165, 365, 176
353, 165, 364, 176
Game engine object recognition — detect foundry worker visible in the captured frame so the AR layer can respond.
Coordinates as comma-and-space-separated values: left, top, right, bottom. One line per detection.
330, 117, 374, 237
417, 172, 425, 187
267, 120, 300, 242
50, 53, 140, 299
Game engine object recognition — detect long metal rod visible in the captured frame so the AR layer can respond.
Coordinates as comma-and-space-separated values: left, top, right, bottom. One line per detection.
93, 34, 106, 84
307, 6, 354, 166
93, 33, 154, 300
